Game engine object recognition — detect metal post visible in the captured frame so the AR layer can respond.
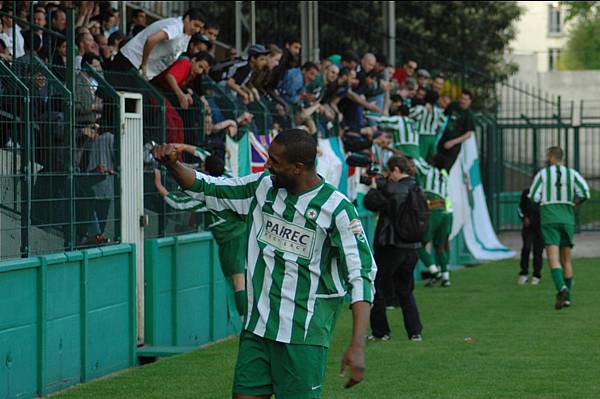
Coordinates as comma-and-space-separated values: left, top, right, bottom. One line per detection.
250, 1, 256, 44
388, 1, 396, 66
66, 7, 76, 251
313, 2, 320, 62
235, 1, 243, 54
300, 1, 308, 64
119, 1, 127, 34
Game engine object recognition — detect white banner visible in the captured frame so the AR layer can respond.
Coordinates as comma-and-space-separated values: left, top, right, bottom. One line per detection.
448, 136, 515, 261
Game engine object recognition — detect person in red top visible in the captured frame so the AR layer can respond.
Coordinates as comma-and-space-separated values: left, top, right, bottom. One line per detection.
392, 58, 418, 86
152, 51, 215, 109
151, 52, 215, 143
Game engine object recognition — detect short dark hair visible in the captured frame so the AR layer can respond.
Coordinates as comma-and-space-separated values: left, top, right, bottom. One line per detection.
183, 8, 207, 23
193, 51, 216, 67
205, 20, 220, 31
131, 9, 145, 19
547, 146, 564, 161
283, 34, 301, 46
434, 74, 445, 81
101, 9, 116, 23
301, 61, 319, 72
387, 156, 411, 174
462, 89, 473, 99
341, 50, 359, 64
338, 67, 352, 77
205, 154, 225, 177
272, 129, 317, 169
108, 31, 126, 46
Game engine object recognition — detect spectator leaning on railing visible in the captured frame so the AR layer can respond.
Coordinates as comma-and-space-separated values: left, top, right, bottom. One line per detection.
210, 44, 270, 104
112, 8, 206, 79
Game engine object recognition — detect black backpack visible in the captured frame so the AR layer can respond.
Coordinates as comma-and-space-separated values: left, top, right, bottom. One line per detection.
392, 185, 430, 243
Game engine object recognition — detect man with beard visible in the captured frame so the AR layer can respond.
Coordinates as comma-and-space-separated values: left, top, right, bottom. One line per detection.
153, 129, 376, 398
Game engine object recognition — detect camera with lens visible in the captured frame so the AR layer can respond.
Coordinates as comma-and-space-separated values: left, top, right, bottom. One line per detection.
346, 153, 382, 185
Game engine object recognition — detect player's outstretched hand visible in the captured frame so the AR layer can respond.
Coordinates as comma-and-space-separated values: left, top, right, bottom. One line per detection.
340, 345, 365, 389
153, 144, 180, 167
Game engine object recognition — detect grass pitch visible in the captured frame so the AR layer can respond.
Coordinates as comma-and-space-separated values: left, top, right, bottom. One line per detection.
54, 258, 600, 399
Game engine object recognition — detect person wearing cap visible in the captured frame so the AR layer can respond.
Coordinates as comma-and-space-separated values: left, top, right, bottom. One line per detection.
211, 44, 269, 104
112, 8, 206, 79
416, 69, 431, 91
187, 33, 213, 55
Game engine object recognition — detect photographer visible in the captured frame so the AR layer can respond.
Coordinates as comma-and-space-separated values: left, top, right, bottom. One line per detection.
363, 156, 425, 341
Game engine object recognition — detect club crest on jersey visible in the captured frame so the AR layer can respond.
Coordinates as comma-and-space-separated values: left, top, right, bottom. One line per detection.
305, 208, 319, 220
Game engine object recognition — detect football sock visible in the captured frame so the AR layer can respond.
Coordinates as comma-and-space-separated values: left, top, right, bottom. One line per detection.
234, 290, 247, 316
442, 272, 450, 281
551, 267, 567, 292
435, 250, 449, 273
418, 248, 434, 270
564, 277, 573, 300
428, 265, 440, 275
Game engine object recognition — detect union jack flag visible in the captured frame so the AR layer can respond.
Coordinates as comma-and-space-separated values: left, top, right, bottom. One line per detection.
248, 131, 277, 173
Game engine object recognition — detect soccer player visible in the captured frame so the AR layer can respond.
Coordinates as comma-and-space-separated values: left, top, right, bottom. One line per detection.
365, 104, 420, 160
528, 146, 590, 309
413, 155, 453, 287
153, 129, 376, 398
409, 90, 447, 163
153, 144, 247, 316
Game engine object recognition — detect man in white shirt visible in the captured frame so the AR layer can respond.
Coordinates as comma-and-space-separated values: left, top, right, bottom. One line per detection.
112, 8, 206, 80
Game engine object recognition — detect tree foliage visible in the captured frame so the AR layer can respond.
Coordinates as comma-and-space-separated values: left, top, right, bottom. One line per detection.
559, 1, 600, 70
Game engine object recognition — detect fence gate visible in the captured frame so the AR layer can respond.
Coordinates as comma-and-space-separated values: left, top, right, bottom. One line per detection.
479, 87, 600, 232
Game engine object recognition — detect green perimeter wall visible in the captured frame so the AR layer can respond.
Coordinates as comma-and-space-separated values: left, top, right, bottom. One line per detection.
0, 245, 136, 398
143, 232, 242, 348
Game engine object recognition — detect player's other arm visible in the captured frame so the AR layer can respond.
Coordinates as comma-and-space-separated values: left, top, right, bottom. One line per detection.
331, 203, 377, 389
573, 170, 591, 208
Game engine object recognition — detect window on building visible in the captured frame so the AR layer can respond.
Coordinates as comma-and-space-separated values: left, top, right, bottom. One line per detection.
548, 48, 561, 70
548, 4, 563, 34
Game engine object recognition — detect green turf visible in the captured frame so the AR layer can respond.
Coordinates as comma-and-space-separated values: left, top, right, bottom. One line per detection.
54, 258, 600, 399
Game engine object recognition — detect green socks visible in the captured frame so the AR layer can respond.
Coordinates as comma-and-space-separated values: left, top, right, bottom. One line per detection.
234, 290, 247, 316
551, 267, 567, 292
435, 250, 449, 273
418, 248, 434, 269
565, 277, 573, 300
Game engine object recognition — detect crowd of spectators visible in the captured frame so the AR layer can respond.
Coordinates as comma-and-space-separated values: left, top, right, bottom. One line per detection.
0, 1, 476, 246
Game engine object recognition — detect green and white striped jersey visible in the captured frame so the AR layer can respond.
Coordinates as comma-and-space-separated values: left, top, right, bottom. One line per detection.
186, 172, 377, 347
529, 164, 590, 224
413, 158, 449, 202
409, 104, 447, 136
366, 112, 419, 147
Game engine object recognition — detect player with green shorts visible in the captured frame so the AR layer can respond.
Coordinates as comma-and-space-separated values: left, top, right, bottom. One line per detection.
154, 130, 376, 398
529, 146, 590, 309
154, 144, 248, 316
413, 155, 453, 287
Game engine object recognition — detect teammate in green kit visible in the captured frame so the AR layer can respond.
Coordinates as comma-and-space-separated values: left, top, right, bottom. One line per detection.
409, 91, 447, 163
153, 130, 376, 399
413, 155, 453, 287
528, 147, 590, 309
153, 144, 248, 316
